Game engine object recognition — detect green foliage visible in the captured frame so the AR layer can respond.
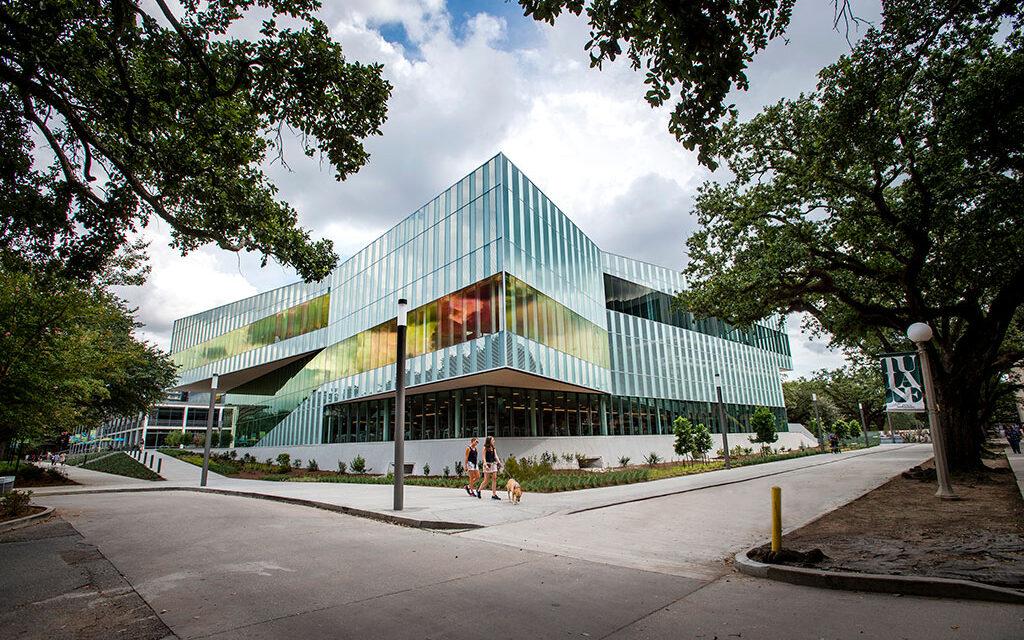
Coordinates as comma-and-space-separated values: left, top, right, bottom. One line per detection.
673, 416, 695, 460
645, 452, 661, 466
517, 0, 796, 167
337, 460, 347, 474
208, 430, 220, 448
422, 463, 430, 476
443, 465, 450, 478
680, 1, 1024, 470
847, 419, 862, 440
749, 407, 779, 452
191, 433, 205, 448
0, 461, 71, 486
830, 420, 850, 440
454, 461, 464, 476
82, 452, 160, 480
503, 455, 554, 481
350, 455, 366, 474
0, 265, 175, 450
164, 431, 182, 448
276, 453, 291, 469
306, 459, 318, 472
1, 489, 32, 517
692, 422, 713, 461
618, 456, 631, 467
0, 0, 392, 281
292, 458, 302, 469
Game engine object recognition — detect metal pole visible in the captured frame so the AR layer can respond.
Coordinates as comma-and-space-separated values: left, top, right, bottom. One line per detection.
812, 392, 824, 452
914, 341, 956, 499
200, 374, 219, 487
858, 401, 870, 448
715, 374, 730, 469
394, 299, 408, 511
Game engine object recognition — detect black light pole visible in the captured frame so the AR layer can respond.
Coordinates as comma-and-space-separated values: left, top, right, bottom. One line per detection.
394, 298, 408, 511
200, 373, 219, 487
715, 373, 731, 469
858, 401, 870, 448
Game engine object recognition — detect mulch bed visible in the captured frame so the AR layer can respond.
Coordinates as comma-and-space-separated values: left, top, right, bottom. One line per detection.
0, 504, 47, 524
759, 455, 1024, 589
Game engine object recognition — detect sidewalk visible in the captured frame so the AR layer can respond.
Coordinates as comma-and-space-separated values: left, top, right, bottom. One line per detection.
1008, 447, 1024, 500
33, 445, 931, 529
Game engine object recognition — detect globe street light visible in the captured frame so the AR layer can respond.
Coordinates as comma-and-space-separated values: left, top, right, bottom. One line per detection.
906, 323, 956, 499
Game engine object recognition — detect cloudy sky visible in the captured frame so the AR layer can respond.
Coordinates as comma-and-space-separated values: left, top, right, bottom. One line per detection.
121, 0, 882, 379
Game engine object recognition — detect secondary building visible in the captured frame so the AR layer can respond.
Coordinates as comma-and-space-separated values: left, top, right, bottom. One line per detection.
167, 154, 806, 471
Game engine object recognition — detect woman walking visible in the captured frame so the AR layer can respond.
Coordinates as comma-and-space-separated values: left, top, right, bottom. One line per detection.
464, 437, 480, 497
479, 436, 501, 500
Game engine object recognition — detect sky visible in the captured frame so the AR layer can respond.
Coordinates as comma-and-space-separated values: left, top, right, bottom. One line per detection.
119, 0, 882, 379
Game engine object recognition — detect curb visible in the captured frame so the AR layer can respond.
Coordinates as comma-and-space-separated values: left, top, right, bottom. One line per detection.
33, 486, 481, 531
0, 506, 55, 532
735, 547, 1024, 604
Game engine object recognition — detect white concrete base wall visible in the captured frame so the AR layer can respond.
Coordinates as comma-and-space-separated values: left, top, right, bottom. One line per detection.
210, 431, 818, 475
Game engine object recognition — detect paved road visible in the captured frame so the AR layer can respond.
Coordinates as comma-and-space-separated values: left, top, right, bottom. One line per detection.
32, 450, 1022, 640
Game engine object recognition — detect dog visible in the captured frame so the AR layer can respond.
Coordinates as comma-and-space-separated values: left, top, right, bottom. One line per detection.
505, 477, 523, 504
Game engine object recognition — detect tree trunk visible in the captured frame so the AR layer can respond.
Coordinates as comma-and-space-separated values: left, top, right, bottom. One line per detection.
932, 373, 986, 472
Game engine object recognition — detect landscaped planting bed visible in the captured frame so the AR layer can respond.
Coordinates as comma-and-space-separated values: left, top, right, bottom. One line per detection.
81, 452, 162, 480
0, 461, 76, 487
160, 444, 869, 493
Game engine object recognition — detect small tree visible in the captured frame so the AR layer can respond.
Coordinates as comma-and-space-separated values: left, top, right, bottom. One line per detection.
692, 423, 713, 463
337, 460, 347, 474
164, 431, 181, 448
830, 420, 850, 440
749, 407, 778, 455
351, 455, 366, 474
673, 416, 695, 464
846, 419, 862, 440
276, 453, 291, 470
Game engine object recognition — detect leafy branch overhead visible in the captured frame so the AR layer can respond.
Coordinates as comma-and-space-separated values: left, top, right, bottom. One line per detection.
0, 0, 392, 281
518, 0, 795, 168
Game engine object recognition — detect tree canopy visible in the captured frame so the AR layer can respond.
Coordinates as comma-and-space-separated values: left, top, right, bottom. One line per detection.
680, 0, 1024, 469
0, 260, 176, 450
0, 0, 391, 281
518, 0, 794, 167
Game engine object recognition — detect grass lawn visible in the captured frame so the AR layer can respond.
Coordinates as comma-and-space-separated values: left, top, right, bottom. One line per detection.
160, 443, 875, 493
81, 452, 162, 481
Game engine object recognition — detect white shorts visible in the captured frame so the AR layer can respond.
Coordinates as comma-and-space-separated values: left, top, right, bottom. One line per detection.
465, 462, 477, 472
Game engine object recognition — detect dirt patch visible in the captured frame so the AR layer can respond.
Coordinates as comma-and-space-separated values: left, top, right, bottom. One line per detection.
770, 456, 1024, 589
0, 504, 46, 524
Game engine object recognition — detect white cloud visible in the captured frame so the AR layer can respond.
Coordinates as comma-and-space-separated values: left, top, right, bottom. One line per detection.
120, 0, 873, 376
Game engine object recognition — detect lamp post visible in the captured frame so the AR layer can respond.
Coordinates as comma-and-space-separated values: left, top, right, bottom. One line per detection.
394, 298, 408, 511
715, 374, 731, 469
812, 392, 823, 452
907, 322, 956, 499
200, 373, 219, 487
858, 402, 870, 449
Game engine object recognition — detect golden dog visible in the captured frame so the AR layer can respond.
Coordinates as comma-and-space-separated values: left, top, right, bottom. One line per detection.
505, 478, 523, 504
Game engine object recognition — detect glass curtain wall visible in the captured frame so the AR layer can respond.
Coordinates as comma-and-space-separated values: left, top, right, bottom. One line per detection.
505, 274, 610, 368
231, 274, 503, 445
603, 274, 790, 357
173, 293, 331, 370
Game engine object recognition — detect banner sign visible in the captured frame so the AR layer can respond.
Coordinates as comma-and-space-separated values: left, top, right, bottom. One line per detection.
880, 352, 925, 412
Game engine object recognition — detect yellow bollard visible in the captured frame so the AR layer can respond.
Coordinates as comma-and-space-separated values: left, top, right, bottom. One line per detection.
771, 486, 782, 552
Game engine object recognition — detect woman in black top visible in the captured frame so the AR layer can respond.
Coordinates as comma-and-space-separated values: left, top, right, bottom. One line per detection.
480, 436, 501, 500
464, 437, 480, 497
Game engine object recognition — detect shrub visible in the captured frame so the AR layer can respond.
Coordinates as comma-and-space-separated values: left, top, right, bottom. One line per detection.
421, 463, 431, 476
229, 450, 238, 459
276, 453, 291, 468
351, 455, 366, 474
293, 458, 302, 469
539, 451, 555, 465
191, 433, 205, 447
503, 455, 553, 481
561, 452, 576, 465
1, 489, 33, 517
645, 452, 661, 466
209, 430, 220, 448
750, 407, 779, 454
454, 461, 464, 476
619, 455, 631, 467
443, 466, 450, 477
164, 431, 182, 447
337, 460, 347, 474
306, 459, 318, 471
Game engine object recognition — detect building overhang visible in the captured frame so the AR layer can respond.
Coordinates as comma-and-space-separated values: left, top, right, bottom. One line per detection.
327, 367, 603, 407
169, 350, 322, 394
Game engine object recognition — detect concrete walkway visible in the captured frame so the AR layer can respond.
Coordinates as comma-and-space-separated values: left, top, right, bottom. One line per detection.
33, 445, 931, 532
1008, 447, 1024, 499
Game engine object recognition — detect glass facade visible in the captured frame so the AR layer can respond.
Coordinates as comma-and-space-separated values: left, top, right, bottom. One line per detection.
169, 153, 792, 448
171, 293, 330, 370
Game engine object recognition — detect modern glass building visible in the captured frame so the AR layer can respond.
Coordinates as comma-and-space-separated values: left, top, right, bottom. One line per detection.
169, 154, 793, 461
